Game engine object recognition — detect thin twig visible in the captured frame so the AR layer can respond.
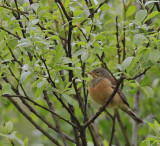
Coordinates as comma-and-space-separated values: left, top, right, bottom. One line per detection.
6, 97, 62, 146
43, 91, 69, 146
116, 110, 131, 146
0, 4, 28, 14
3, 94, 76, 127
0, 27, 21, 40
109, 110, 117, 146
71, 0, 108, 29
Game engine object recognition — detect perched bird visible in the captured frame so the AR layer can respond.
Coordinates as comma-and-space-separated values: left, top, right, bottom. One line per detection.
88, 67, 143, 124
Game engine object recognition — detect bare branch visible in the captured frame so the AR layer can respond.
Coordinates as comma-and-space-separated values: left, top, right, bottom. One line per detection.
6, 97, 62, 146
116, 110, 131, 146
0, 26, 21, 40
0, 4, 28, 14
43, 91, 69, 146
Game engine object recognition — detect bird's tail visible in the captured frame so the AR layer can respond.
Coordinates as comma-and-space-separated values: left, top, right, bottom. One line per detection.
121, 107, 143, 124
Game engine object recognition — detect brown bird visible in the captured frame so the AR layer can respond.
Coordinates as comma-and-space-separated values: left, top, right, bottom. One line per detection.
88, 67, 143, 124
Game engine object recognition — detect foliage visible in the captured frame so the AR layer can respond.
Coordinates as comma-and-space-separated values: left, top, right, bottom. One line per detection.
0, 0, 160, 145
142, 120, 160, 146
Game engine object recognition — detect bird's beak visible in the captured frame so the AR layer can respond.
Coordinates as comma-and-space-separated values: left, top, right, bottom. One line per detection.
88, 71, 93, 75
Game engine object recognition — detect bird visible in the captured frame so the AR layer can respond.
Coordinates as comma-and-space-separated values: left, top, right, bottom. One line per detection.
88, 67, 143, 124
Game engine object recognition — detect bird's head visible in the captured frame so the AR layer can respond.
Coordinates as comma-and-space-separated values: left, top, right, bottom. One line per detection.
88, 67, 109, 79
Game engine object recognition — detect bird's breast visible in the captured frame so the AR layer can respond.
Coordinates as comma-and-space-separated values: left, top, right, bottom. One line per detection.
88, 78, 113, 105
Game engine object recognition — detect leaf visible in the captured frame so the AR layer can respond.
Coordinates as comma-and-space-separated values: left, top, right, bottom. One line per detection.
74, 10, 83, 17
37, 80, 45, 88
100, 4, 110, 11
62, 57, 73, 64
73, 49, 87, 57
5, 121, 13, 133
31, 3, 39, 12
8, 39, 18, 48
20, 71, 31, 84
134, 34, 147, 45
1, 83, 13, 95
141, 86, 154, 98
143, 136, 157, 142
135, 10, 147, 22
81, 51, 88, 62
126, 6, 137, 17
31, 19, 39, 25
75, 41, 86, 47
64, 0, 70, 7
35, 87, 44, 98
149, 49, 160, 63
121, 57, 134, 71
17, 39, 32, 47
143, 11, 159, 23
54, 45, 63, 63
62, 94, 78, 106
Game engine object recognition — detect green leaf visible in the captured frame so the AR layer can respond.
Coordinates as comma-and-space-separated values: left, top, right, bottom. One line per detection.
35, 87, 44, 98
5, 121, 13, 133
31, 19, 39, 25
120, 57, 134, 71
126, 6, 137, 17
8, 39, 18, 48
100, 4, 110, 11
81, 51, 88, 62
74, 10, 83, 17
140, 75, 150, 87
149, 49, 160, 63
75, 41, 86, 47
62, 57, 73, 64
54, 45, 63, 63
135, 10, 147, 22
64, 0, 70, 7
73, 49, 87, 57
2, 83, 13, 95
134, 34, 147, 45
37, 80, 45, 88
143, 11, 159, 23
141, 86, 154, 98
62, 94, 78, 106
143, 136, 157, 142
31, 3, 39, 12
20, 71, 31, 84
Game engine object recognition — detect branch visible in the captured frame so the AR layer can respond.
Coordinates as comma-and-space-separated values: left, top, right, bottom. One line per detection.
0, 4, 28, 14
6, 97, 62, 146
3, 94, 76, 127
6, 43, 22, 66
88, 104, 104, 146
109, 110, 117, 146
40, 57, 80, 126
43, 91, 69, 146
82, 76, 123, 129
71, 0, 108, 28
0, 26, 21, 40
116, 110, 131, 146
55, 0, 71, 21
69, 105, 82, 146
132, 77, 141, 146
115, 16, 121, 64
124, 67, 150, 80
155, 2, 160, 12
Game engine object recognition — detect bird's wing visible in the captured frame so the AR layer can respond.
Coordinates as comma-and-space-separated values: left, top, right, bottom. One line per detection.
105, 74, 130, 107
110, 80, 130, 107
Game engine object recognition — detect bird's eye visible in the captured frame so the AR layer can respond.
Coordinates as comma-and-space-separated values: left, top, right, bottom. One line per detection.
96, 71, 99, 74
